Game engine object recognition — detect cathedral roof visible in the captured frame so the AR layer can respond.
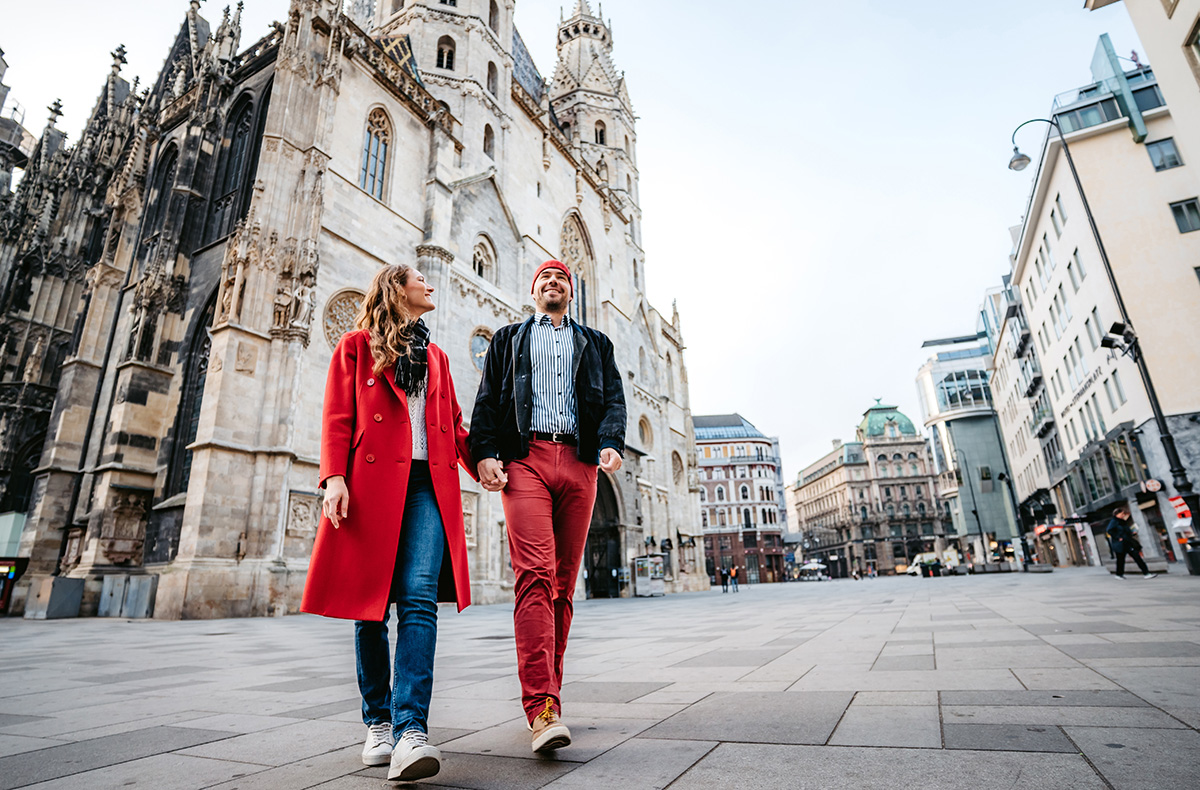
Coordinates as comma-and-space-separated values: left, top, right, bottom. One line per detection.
857, 400, 918, 437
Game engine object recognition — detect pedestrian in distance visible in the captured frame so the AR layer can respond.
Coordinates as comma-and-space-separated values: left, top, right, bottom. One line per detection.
720, 566, 729, 593
730, 565, 740, 592
301, 264, 476, 783
1106, 505, 1158, 580
469, 260, 627, 754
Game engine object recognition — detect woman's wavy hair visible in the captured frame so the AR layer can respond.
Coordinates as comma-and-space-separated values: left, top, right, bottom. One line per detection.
355, 264, 418, 376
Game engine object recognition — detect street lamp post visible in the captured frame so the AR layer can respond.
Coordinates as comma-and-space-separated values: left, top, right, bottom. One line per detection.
1009, 118, 1200, 526
953, 447, 988, 567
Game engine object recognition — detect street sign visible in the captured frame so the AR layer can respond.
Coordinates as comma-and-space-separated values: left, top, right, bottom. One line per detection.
1144, 479, 1163, 493
1169, 496, 1191, 519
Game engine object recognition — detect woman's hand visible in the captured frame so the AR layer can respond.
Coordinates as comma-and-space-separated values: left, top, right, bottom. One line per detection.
323, 476, 350, 529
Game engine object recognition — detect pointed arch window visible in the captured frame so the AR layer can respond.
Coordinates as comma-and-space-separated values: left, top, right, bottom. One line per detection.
360, 108, 390, 200
740, 485, 749, 500
488, 0, 499, 32
208, 98, 256, 241
472, 236, 496, 282
594, 120, 606, 145
168, 296, 216, 496
391, 0, 405, 12
142, 145, 179, 265
716, 487, 725, 502
436, 35, 456, 70
483, 124, 495, 159
487, 62, 498, 95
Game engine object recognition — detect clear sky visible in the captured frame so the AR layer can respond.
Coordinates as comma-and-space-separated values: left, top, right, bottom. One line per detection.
1, 0, 1142, 485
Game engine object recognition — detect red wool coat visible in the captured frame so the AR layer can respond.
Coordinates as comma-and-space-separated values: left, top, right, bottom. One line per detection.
301, 329, 474, 622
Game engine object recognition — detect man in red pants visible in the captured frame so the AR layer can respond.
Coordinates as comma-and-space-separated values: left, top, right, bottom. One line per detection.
470, 260, 626, 753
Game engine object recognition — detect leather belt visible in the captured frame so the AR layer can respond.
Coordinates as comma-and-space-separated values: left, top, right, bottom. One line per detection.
531, 431, 577, 445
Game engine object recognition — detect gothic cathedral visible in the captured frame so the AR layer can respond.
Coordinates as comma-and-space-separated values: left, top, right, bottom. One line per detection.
0, 0, 706, 618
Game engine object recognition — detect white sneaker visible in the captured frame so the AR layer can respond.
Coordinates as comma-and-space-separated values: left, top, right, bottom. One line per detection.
361, 722, 394, 766
388, 729, 441, 782
1143, 572, 1159, 579
1114, 574, 1127, 580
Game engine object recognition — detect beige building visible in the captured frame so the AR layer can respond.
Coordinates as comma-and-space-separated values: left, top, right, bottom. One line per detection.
2, 0, 707, 618
1000, 33, 1200, 569
787, 403, 946, 577
695, 414, 787, 584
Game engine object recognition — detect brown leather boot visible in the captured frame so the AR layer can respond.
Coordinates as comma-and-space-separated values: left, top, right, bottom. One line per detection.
530, 698, 571, 753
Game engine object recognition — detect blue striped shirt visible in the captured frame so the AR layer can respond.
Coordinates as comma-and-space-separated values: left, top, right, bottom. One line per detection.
530, 313, 577, 435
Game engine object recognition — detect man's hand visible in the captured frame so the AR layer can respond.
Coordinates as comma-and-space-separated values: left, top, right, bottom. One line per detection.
478, 458, 508, 492
599, 448, 622, 473
323, 476, 349, 529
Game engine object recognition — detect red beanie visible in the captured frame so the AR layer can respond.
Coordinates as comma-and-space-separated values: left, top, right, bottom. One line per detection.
531, 260, 573, 296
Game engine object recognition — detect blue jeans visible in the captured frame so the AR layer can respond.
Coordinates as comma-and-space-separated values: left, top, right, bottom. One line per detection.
354, 461, 446, 734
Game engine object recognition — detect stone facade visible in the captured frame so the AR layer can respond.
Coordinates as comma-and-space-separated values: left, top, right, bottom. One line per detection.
694, 414, 787, 584
786, 403, 947, 577
1, 0, 705, 618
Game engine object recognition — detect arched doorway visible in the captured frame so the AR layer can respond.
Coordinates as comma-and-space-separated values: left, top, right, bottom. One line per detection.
585, 474, 620, 598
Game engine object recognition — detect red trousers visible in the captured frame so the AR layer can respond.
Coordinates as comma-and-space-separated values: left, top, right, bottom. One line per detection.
501, 441, 598, 722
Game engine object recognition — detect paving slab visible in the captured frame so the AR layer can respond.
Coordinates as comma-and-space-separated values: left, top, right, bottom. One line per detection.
942, 705, 1184, 728
557, 681, 669, 703
177, 719, 363, 766
943, 723, 1077, 752
17, 753, 257, 790
438, 715, 654, 762
0, 727, 231, 790
358, 751, 575, 790
1024, 621, 1147, 635
940, 690, 1149, 707
1064, 725, 1200, 790
540, 737, 716, 788
829, 704, 941, 747
666, 742, 1108, 789
641, 691, 853, 744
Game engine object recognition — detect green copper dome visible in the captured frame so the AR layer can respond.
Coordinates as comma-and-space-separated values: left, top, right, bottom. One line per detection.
858, 400, 917, 437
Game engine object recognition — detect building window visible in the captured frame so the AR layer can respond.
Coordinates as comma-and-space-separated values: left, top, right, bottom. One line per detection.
716, 487, 725, 502
486, 62, 498, 95
886, 504, 895, 518
439, 0, 456, 5
740, 485, 750, 500
1085, 317, 1098, 350
1171, 198, 1200, 233
360, 109, 390, 201
861, 506, 868, 520
594, 121, 606, 145
742, 508, 752, 527
488, 0, 499, 31
208, 98, 257, 241
1112, 369, 1128, 404
1147, 138, 1183, 171
1067, 259, 1081, 292
436, 35, 455, 70
483, 124, 495, 159
1051, 208, 1062, 238
472, 237, 496, 282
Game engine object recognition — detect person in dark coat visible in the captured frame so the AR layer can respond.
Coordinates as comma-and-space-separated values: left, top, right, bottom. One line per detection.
719, 566, 729, 593
1105, 505, 1158, 580
301, 264, 476, 782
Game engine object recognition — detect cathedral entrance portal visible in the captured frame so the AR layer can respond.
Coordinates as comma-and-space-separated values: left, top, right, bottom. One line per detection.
585, 474, 621, 599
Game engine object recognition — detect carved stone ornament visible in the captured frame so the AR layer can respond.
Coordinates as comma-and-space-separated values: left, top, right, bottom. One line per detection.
286, 492, 320, 539
324, 290, 365, 350
101, 489, 150, 565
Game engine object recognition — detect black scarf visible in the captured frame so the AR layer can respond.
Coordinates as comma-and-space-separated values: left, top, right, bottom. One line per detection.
394, 318, 430, 397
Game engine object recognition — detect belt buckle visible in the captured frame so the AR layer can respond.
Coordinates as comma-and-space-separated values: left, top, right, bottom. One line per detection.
551, 432, 566, 444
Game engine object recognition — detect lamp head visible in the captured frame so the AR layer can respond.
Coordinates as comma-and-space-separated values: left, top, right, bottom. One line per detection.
1008, 146, 1032, 172
1100, 336, 1118, 349
1108, 321, 1129, 336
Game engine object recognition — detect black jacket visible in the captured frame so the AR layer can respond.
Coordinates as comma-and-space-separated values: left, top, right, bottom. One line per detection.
469, 316, 626, 465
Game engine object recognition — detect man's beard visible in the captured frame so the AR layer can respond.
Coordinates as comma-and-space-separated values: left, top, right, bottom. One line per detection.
538, 291, 569, 311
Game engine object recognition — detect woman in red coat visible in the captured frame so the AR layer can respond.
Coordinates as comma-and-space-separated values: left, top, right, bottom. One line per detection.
301, 264, 479, 782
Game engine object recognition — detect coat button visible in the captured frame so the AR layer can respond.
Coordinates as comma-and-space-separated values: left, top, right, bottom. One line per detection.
366, 454, 376, 463
374, 414, 383, 422
367, 378, 375, 386
441, 425, 448, 432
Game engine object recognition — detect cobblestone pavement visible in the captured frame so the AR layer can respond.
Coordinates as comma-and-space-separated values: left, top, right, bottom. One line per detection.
2, 567, 1199, 789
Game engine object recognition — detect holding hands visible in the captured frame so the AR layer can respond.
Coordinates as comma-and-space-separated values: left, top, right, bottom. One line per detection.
478, 458, 508, 492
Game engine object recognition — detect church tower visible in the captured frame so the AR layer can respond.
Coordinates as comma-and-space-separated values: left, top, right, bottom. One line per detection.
549, 0, 639, 246
374, 0, 514, 174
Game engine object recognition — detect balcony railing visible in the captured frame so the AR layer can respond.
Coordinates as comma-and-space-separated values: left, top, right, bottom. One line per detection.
1023, 373, 1044, 399
1012, 328, 1032, 359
